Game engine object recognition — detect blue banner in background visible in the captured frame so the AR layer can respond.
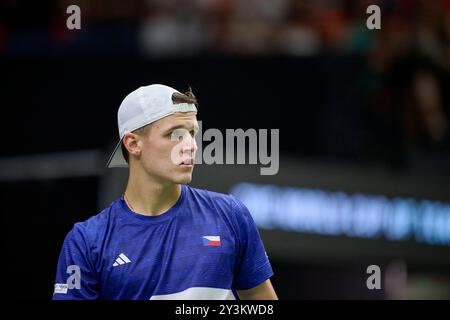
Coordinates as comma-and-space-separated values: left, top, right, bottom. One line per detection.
231, 183, 450, 246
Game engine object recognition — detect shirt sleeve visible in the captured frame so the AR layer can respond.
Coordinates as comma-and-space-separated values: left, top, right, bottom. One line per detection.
230, 195, 274, 291
52, 223, 100, 300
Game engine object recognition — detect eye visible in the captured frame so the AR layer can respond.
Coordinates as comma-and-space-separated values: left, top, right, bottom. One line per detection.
170, 128, 188, 141
170, 132, 183, 141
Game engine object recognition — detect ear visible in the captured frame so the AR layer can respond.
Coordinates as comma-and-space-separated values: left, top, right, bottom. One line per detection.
123, 132, 142, 158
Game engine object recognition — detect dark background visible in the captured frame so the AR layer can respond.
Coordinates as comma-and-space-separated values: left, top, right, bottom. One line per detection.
1, 0, 450, 299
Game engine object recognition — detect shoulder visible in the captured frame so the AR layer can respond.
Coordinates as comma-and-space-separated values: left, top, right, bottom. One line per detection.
184, 185, 251, 221
65, 200, 118, 246
185, 184, 230, 203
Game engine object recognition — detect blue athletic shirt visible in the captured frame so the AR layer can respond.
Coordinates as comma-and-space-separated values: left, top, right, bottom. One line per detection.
52, 184, 274, 300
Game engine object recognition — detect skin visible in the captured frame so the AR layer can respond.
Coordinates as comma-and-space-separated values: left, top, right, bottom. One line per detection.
122, 111, 278, 300
122, 112, 199, 216
237, 279, 278, 300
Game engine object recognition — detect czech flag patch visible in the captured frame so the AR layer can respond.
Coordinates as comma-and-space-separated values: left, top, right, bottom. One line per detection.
202, 236, 221, 246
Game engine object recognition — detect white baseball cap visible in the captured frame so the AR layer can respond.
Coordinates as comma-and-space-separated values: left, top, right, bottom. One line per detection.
107, 84, 198, 168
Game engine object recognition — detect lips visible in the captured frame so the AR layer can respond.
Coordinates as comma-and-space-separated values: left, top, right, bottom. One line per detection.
179, 158, 193, 165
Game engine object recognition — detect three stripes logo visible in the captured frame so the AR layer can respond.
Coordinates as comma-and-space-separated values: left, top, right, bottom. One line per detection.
113, 253, 131, 267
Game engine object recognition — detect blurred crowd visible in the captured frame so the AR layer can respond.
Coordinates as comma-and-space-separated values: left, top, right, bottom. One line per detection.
0, 0, 448, 57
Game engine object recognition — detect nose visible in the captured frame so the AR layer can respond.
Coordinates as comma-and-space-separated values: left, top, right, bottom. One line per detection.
181, 133, 197, 156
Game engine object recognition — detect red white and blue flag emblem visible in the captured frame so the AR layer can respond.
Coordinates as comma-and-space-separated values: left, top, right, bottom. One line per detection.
202, 236, 221, 246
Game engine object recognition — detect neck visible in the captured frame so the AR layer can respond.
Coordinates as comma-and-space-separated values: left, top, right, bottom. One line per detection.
124, 166, 181, 217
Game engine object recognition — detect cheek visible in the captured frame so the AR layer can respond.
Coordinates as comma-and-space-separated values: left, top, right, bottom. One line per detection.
142, 140, 175, 164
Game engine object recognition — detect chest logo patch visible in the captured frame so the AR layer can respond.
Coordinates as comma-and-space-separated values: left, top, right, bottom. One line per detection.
202, 236, 221, 247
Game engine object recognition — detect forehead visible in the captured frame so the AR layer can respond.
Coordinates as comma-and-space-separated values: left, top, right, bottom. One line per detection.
154, 112, 198, 129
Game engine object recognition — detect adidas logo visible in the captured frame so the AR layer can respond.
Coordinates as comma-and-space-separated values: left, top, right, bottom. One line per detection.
113, 253, 131, 267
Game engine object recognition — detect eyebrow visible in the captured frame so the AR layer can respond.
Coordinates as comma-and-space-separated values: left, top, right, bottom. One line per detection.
164, 123, 199, 134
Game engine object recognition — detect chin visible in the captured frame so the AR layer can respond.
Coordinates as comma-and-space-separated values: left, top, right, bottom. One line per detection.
173, 174, 193, 184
